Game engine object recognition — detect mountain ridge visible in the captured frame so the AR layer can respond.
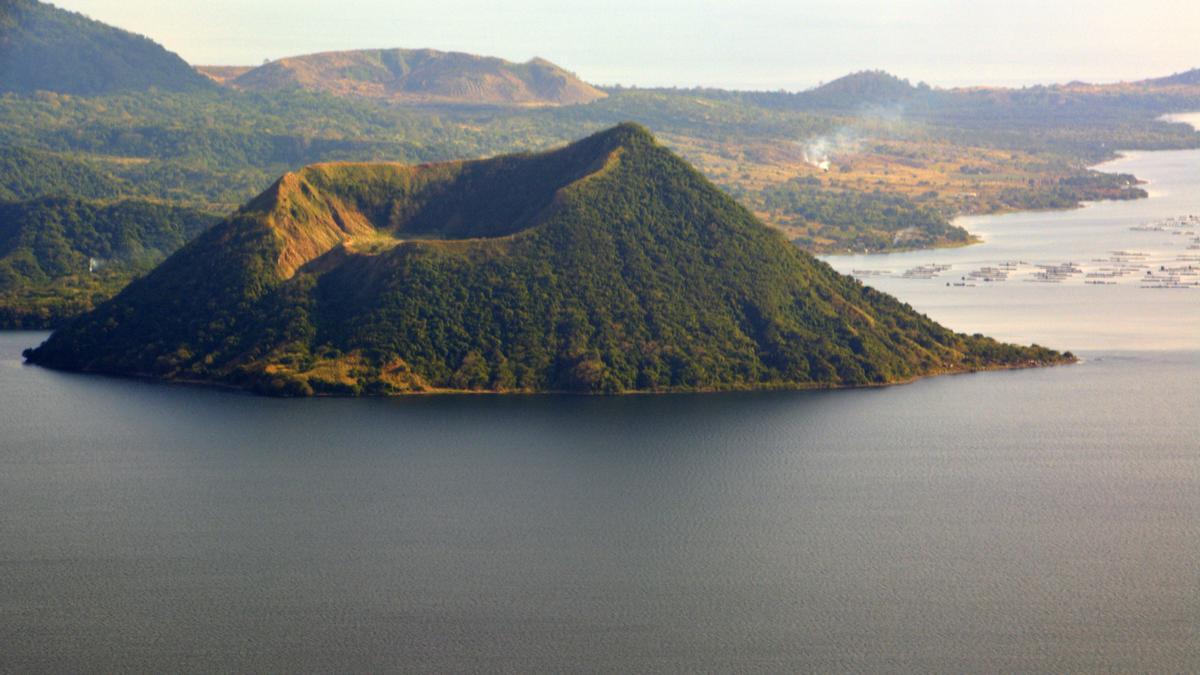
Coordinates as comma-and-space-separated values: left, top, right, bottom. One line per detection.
1144, 68, 1200, 87
215, 47, 606, 107
0, 0, 212, 94
25, 124, 1070, 395
802, 70, 923, 106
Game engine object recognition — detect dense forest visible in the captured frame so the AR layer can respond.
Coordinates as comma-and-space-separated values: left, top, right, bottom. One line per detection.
750, 177, 970, 252
26, 125, 1070, 395
0, 145, 127, 200
0, 196, 219, 326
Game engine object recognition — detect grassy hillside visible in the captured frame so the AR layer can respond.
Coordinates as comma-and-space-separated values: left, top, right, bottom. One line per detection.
224, 48, 606, 107
26, 125, 1070, 395
0, 0, 212, 94
0, 196, 219, 326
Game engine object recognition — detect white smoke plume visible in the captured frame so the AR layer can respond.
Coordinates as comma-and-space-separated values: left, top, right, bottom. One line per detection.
799, 127, 859, 172
798, 103, 907, 171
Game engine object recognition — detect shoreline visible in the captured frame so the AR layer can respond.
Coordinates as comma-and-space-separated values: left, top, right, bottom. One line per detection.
821, 113, 1200, 259
820, 188, 1145, 259
823, 143, 1196, 261
18, 351, 1076, 399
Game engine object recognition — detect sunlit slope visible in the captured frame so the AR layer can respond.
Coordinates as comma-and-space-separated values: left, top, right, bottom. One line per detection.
26, 124, 1068, 394
225, 48, 605, 107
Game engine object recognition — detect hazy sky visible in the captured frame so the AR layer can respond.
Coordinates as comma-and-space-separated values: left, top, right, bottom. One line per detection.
52, 0, 1200, 90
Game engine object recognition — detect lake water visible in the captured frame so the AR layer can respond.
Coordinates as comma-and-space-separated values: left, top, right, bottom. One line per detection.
2, 148, 1198, 672
824, 149, 1200, 351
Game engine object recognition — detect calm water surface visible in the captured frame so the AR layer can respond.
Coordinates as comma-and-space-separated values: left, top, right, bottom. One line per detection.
2, 146, 1199, 672
824, 149, 1200, 351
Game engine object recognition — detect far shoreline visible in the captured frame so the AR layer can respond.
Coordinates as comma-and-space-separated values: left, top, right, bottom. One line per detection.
821, 111, 1200, 259
826, 130, 1200, 260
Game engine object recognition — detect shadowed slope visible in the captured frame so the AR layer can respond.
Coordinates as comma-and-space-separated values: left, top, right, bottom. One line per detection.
0, 0, 212, 94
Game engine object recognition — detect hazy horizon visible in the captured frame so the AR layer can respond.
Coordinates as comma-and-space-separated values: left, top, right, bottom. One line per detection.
46, 0, 1200, 92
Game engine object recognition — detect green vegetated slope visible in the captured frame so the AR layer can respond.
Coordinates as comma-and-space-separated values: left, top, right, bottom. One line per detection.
0, 145, 128, 200
753, 177, 972, 252
26, 125, 1069, 395
0, 196, 219, 326
0, 0, 212, 94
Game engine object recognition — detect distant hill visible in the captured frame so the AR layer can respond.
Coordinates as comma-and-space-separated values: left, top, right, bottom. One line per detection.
0, 0, 212, 94
1144, 68, 1200, 87
738, 70, 931, 114
799, 70, 923, 108
221, 48, 606, 107
25, 124, 1067, 395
